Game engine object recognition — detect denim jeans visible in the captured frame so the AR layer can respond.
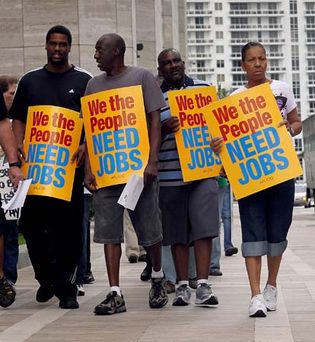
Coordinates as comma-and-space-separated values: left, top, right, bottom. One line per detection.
210, 186, 224, 271
222, 184, 233, 251
3, 220, 19, 283
162, 245, 196, 283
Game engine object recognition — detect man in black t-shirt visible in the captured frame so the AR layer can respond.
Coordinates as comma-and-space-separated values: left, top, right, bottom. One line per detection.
11, 25, 91, 310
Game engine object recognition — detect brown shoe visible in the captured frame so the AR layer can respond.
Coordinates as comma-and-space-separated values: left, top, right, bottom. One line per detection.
189, 278, 197, 289
164, 280, 175, 294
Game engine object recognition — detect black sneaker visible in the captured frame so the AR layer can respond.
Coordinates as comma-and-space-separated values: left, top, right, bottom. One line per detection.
149, 278, 168, 309
83, 272, 95, 284
94, 291, 126, 315
0, 276, 16, 308
225, 247, 238, 256
59, 297, 79, 309
36, 284, 54, 303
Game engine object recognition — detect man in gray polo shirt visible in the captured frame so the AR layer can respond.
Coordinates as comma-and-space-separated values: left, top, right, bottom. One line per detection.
84, 33, 168, 315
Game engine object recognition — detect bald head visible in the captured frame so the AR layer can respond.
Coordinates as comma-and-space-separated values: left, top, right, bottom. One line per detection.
97, 33, 126, 56
94, 33, 126, 74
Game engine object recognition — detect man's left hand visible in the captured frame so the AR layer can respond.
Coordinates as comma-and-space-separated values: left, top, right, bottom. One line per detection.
71, 143, 86, 167
143, 161, 158, 185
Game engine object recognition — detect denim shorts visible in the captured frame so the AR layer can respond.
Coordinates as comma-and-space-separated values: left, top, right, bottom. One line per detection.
159, 178, 220, 245
93, 179, 162, 247
238, 179, 295, 257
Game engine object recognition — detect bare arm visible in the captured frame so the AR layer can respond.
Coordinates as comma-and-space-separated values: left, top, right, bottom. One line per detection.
0, 118, 24, 187
12, 119, 26, 158
278, 108, 302, 137
84, 144, 98, 192
144, 109, 161, 185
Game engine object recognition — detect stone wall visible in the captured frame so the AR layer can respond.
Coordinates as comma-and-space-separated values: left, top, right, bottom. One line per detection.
0, 0, 186, 78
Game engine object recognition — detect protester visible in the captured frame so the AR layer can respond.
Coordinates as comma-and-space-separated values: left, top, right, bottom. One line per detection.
210, 175, 238, 276
0, 91, 24, 308
157, 48, 219, 307
11, 25, 91, 309
0, 76, 20, 286
84, 33, 168, 315
222, 181, 238, 257
211, 41, 302, 317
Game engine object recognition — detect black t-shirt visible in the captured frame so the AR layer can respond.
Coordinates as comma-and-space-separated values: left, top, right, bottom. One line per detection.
9, 65, 92, 207
0, 92, 8, 120
10, 65, 91, 122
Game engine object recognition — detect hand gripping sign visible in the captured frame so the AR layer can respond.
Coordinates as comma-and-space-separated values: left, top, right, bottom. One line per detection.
168, 86, 222, 182
23, 105, 83, 201
81, 85, 150, 188
205, 83, 302, 199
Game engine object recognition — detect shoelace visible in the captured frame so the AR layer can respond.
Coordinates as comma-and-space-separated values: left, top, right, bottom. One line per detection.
152, 282, 163, 297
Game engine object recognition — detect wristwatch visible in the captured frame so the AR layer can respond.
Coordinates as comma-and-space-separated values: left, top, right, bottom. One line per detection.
9, 161, 22, 168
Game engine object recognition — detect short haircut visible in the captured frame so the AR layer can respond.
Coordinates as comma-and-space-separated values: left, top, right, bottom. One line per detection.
104, 33, 126, 56
157, 48, 181, 67
0, 75, 18, 94
241, 42, 266, 62
46, 25, 72, 46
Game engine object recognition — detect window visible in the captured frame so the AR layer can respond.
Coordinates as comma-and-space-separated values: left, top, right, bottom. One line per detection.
306, 2, 315, 11
195, 17, 204, 25
215, 17, 223, 25
270, 45, 279, 53
231, 31, 249, 39
215, 3, 222, 11
216, 60, 224, 68
309, 87, 315, 97
292, 74, 300, 98
232, 60, 241, 68
292, 57, 299, 71
269, 17, 277, 25
217, 74, 225, 82
196, 46, 205, 54
308, 60, 315, 69
290, 0, 297, 14
291, 17, 298, 42
216, 45, 224, 53
230, 3, 247, 11
195, 3, 204, 11
233, 74, 246, 83
309, 101, 315, 113
215, 31, 223, 39
231, 18, 248, 25
197, 60, 205, 71
268, 3, 277, 11
269, 31, 278, 39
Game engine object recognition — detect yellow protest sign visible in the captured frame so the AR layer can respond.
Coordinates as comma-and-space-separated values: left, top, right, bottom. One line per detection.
81, 85, 149, 187
205, 83, 302, 199
168, 86, 221, 182
23, 105, 83, 201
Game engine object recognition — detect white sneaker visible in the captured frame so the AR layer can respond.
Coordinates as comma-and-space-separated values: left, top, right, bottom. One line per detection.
77, 284, 85, 296
263, 284, 277, 311
248, 294, 267, 317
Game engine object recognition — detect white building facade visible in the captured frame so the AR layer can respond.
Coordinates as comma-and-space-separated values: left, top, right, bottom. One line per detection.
187, 0, 315, 178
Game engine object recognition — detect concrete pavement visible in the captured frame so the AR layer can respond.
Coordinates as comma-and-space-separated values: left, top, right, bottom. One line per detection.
1, 204, 315, 342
